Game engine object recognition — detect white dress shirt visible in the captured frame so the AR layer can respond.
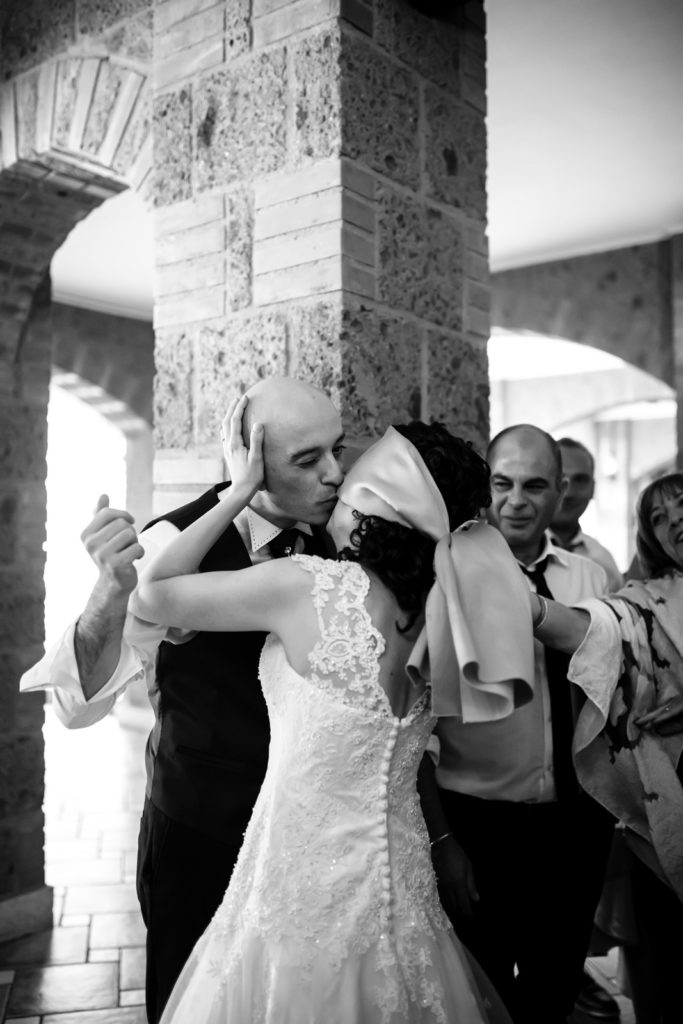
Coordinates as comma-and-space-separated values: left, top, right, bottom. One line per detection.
433, 536, 607, 803
20, 495, 312, 729
549, 527, 623, 592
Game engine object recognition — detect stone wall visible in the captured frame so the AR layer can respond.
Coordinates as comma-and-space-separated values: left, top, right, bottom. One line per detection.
151, 0, 490, 512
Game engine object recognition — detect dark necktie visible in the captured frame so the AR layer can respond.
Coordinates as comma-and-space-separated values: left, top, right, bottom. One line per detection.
522, 558, 581, 801
268, 528, 301, 559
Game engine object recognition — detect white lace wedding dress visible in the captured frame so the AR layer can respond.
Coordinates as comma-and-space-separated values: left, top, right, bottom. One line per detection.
160, 556, 510, 1024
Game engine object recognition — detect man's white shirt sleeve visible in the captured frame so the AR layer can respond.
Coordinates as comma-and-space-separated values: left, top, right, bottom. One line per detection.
19, 519, 187, 728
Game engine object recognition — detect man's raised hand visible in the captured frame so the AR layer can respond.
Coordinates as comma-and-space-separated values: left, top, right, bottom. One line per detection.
220, 396, 265, 499
81, 495, 145, 597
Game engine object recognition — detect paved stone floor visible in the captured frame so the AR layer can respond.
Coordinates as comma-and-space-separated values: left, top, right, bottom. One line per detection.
1, 704, 151, 1024
1, 702, 636, 1024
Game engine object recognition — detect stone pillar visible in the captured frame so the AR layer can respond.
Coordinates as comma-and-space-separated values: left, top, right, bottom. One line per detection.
152, 0, 489, 513
0, 273, 53, 942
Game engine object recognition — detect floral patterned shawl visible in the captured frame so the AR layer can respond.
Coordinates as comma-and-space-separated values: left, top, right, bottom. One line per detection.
569, 572, 683, 901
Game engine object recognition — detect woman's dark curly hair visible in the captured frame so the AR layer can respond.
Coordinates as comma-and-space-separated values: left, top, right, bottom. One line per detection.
636, 472, 683, 578
339, 422, 491, 630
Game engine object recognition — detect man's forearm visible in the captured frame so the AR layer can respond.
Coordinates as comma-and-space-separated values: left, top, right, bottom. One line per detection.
74, 579, 130, 701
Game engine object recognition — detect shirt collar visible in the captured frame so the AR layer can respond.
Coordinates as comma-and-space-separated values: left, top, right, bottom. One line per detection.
220, 496, 312, 554
549, 526, 586, 551
520, 532, 569, 571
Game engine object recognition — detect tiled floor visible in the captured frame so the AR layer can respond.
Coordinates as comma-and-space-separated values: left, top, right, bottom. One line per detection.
1, 703, 151, 1024
1, 703, 636, 1024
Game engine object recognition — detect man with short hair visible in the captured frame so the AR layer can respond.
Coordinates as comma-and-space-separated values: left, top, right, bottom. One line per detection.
21, 376, 345, 1023
427, 424, 614, 1024
550, 437, 622, 591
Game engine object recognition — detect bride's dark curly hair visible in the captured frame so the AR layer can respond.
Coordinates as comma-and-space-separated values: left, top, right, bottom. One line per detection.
339, 422, 491, 630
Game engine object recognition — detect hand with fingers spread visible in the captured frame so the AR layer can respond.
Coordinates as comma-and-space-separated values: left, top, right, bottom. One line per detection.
220, 396, 265, 502
81, 494, 145, 598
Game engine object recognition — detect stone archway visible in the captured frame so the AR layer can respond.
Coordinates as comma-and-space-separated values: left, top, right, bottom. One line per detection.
0, 29, 151, 938
490, 241, 675, 385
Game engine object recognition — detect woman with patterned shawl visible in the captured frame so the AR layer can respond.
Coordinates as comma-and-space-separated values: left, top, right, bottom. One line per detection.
529, 471, 683, 1024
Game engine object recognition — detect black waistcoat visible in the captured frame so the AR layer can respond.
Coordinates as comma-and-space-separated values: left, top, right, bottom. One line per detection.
143, 484, 326, 844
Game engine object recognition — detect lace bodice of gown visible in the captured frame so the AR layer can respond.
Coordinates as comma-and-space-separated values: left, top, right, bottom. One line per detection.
207, 554, 453, 1018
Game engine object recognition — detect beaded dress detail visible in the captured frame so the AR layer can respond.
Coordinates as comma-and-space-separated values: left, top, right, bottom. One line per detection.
159, 556, 509, 1024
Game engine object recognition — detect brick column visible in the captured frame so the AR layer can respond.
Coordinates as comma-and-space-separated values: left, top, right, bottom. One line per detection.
152, 0, 489, 512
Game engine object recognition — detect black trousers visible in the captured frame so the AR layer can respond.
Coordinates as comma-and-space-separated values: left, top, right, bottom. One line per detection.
438, 788, 614, 1024
136, 798, 243, 1024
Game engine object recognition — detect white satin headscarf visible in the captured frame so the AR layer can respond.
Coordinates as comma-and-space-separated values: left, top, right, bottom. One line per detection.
339, 427, 535, 720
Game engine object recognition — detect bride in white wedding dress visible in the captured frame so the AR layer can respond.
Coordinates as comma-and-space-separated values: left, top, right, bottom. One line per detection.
133, 398, 530, 1024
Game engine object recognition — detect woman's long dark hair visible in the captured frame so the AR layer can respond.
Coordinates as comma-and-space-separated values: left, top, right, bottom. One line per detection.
339, 422, 491, 630
636, 472, 683, 578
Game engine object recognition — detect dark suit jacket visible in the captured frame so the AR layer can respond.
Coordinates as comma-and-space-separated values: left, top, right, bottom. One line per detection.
143, 484, 326, 843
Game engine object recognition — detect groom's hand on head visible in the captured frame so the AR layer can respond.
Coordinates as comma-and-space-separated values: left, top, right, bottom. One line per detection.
81, 494, 145, 597
221, 396, 265, 498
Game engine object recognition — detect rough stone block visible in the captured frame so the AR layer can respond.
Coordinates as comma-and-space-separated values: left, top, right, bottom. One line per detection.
77, 0, 151, 36
194, 50, 287, 191
15, 70, 38, 159
153, 328, 195, 449
291, 28, 342, 164
82, 61, 128, 158
113, 79, 151, 177
194, 314, 288, 443
339, 30, 419, 189
339, 304, 422, 434
153, 88, 192, 206
97, 9, 153, 63
0, 0, 75, 80
424, 87, 486, 217
226, 188, 253, 311
374, 0, 460, 94
224, 0, 252, 57
96, 69, 145, 166
377, 186, 463, 329
52, 58, 82, 150
425, 331, 489, 448
288, 298, 344, 404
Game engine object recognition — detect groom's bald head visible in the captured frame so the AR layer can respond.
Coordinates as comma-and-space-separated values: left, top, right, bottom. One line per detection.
243, 376, 345, 527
